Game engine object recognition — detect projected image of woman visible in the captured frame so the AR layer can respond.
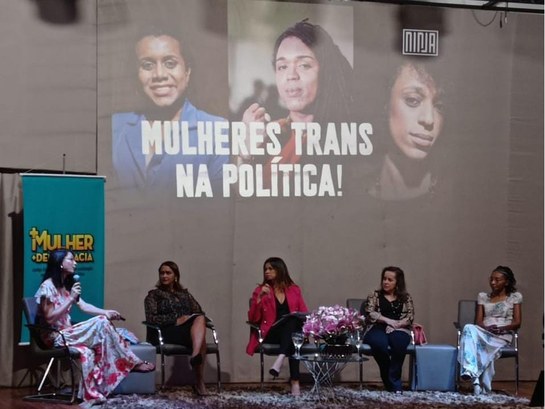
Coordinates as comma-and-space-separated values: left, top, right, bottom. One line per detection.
239, 20, 353, 167
112, 23, 228, 191
369, 61, 444, 201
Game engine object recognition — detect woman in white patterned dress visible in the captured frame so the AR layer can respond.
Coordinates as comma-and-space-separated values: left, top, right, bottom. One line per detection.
458, 266, 522, 395
35, 249, 155, 407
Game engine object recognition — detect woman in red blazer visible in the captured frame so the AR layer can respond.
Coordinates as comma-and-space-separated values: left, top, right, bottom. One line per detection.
246, 257, 308, 395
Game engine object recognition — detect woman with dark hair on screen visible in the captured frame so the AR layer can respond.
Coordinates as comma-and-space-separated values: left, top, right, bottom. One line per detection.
112, 23, 228, 191
240, 19, 354, 168
362, 266, 414, 393
458, 266, 522, 395
35, 249, 154, 408
369, 60, 445, 201
144, 260, 209, 395
246, 257, 308, 396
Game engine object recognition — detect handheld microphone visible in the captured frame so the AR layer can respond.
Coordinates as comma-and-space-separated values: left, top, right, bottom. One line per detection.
72, 274, 81, 302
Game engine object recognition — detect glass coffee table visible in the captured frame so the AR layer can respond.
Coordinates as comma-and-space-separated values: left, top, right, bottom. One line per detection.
293, 353, 368, 395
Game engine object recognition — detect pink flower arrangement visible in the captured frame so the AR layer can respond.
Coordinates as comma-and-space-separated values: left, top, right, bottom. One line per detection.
302, 304, 365, 343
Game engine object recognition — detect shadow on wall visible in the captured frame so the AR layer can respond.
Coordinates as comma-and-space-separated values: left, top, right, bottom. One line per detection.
31, 0, 80, 24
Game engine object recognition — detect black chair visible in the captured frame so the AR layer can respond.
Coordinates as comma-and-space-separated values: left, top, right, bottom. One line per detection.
246, 298, 317, 388
453, 299, 519, 394
142, 316, 221, 391
246, 312, 317, 389
346, 298, 366, 387
22, 296, 81, 404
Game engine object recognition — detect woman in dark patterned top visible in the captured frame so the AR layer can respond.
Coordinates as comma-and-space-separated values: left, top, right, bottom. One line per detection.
362, 266, 414, 393
144, 260, 208, 395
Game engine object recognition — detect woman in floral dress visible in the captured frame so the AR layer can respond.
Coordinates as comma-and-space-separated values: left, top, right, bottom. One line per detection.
35, 249, 154, 407
458, 265, 522, 395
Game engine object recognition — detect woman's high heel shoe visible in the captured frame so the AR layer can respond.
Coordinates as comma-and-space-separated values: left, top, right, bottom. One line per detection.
269, 354, 284, 379
189, 354, 203, 368
269, 368, 279, 378
192, 384, 209, 397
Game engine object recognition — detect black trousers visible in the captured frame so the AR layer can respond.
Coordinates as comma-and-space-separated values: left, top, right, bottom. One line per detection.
264, 315, 303, 381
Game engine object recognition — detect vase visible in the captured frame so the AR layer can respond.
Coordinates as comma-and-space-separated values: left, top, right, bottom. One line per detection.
325, 334, 348, 345
319, 335, 353, 358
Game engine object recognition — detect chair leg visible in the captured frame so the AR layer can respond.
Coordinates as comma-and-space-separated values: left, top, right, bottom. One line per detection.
409, 354, 417, 391
38, 357, 56, 392
260, 350, 265, 390
24, 357, 79, 404
455, 348, 461, 392
359, 359, 363, 390
215, 351, 222, 392
515, 356, 519, 395
160, 351, 166, 389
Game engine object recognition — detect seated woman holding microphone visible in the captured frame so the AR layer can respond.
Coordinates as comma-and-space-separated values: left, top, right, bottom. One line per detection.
35, 249, 154, 408
246, 257, 308, 396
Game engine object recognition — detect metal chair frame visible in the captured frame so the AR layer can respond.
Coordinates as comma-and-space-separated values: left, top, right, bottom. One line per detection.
22, 296, 81, 405
143, 317, 221, 391
346, 297, 416, 389
453, 299, 519, 394
246, 320, 318, 389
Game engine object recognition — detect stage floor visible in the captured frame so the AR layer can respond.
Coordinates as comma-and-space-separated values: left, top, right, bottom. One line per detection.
0, 381, 536, 409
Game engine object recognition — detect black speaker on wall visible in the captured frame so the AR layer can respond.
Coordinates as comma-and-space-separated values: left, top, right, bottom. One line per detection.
35, 0, 79, 24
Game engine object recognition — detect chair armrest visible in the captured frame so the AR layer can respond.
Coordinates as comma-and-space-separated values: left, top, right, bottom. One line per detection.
26, 323, 75, 357
204, 316, 215, 330
246, 321, 264, 343
513, 331, 518, 349
142, 321, 161, 330
452, 322, 463, 348
203, 316, 219, 345
142, 321, 164, 346
246, 321, 260, 331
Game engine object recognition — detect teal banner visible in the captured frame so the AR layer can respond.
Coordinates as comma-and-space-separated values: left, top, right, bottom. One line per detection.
21, 174, 105, 343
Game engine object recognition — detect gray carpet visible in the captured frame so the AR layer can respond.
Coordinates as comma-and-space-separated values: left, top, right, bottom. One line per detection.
102, 384, 530, 409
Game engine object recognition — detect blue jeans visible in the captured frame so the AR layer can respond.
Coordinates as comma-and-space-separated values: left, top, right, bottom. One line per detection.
364, 326, 411, 391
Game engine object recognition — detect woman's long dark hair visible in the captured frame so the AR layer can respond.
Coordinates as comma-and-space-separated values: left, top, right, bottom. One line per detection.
261, 256, 295, 291
493, 265, 517, 295
379, 266, 409, 302
156, 260, 184, 291
42, 249, 74, 290
272, 20, 354, 123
